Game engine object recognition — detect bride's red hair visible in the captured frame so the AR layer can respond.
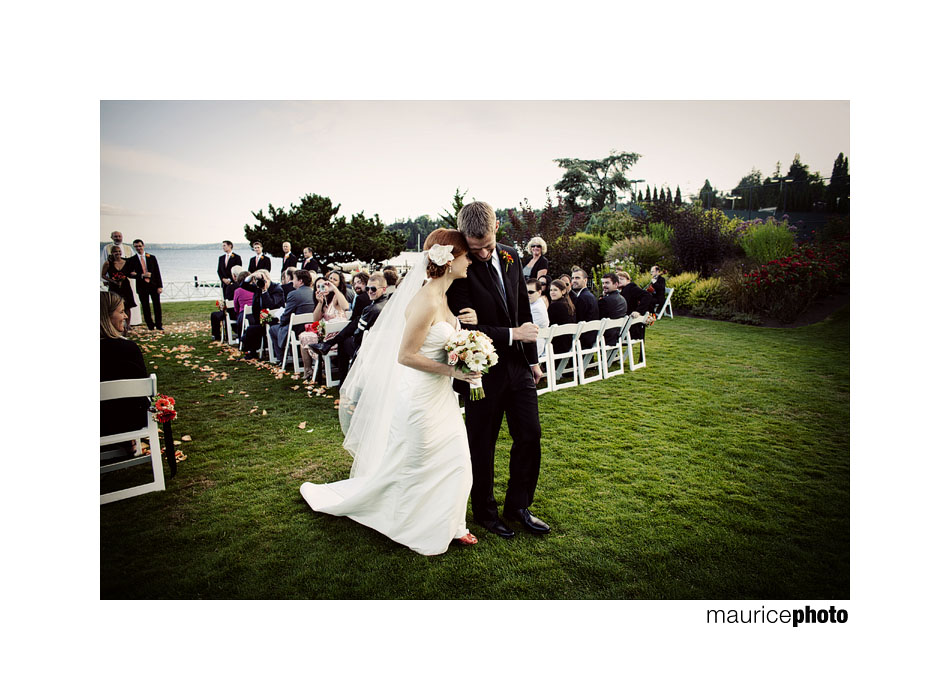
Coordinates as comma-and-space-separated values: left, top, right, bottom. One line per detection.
423, 228, 469, 279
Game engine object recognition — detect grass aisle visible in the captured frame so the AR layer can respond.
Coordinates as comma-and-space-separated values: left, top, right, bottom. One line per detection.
101, 301, 849, 599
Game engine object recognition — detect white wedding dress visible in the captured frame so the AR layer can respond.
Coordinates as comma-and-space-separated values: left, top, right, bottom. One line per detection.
300, 319, 472, 556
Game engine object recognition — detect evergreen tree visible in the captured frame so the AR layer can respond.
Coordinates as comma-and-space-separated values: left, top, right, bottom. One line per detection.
652, 186, 658, 203
674, 186, 682, 206
659, 187, 666, 203
637, 190, 643, 203
666, 187, 672, 202
828, 152, 850, 214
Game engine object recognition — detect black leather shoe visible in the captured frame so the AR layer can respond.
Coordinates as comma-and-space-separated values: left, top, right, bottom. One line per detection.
476, 518, 516, 539
313, 342, 331, 356
503, 508, 551, 535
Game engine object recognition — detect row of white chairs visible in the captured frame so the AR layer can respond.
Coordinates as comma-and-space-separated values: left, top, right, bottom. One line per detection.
535, 314, 651, 395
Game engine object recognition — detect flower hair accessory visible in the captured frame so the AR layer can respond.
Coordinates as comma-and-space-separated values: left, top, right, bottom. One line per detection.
427, 244, 454, 267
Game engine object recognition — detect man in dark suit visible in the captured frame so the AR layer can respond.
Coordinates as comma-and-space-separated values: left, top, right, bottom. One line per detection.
247, 241, 272, 274
269, 270, 316, 360
126, 239, 164, 331
280, 241, 298, 271
446, 201, 548, 540
217, 240, 242, 295
570, 268, 600, 349
598, 272, 627, 346
301, 247, 321, 275
648, 265, 667, 315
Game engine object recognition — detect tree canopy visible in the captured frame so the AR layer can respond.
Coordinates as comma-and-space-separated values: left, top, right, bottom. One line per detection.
244, 194, 406, 269
552, 150, 643, 213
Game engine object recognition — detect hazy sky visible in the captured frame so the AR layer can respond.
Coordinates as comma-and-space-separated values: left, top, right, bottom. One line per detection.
100, 100, 849, 245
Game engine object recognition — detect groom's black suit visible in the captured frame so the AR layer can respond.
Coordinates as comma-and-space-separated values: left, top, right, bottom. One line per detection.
447, 243, 542, 524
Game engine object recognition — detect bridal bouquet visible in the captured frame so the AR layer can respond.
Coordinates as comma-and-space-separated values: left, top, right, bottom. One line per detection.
444, 329, 498, 400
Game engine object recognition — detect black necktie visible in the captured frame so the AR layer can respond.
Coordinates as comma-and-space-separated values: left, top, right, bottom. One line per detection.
487, 258, 506, 304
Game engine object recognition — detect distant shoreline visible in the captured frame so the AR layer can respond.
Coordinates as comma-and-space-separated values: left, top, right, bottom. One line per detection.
99, 242, 221, 250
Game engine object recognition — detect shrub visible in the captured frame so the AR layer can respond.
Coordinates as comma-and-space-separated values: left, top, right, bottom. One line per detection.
666, 271, 700, 311
739, 218, 796, 264
688, 276, 726, 308
646, 221, 674, 244
586, 207, 639, 243
669, 206, 741, 277
548, 232, 607, 277
606, 235, 674, 273
739, 241, 850, 322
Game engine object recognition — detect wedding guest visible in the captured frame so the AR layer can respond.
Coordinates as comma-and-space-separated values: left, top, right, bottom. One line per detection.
270, 270, 316, 361
232, 270, 256, 331
126, 239, 164, 331
526, 278, 549, 357
279, 267, 295, 299
326, 269, 354, 305
618, 270, 649, 316
570, 268, 600, 349
217, 240, 242, 294
559, 273, 571, 288
210, 265, 245, 341
101, 230, 133, 267
247, 241, 271, 273
522, 236, 549, 279
648, 265, 667, 314
100, 291, 149, 437
241, 270, 285, 360
296, 271, 350, 378
598, 273, 628, 346
348, 272, 369, 315
312, 272, 391, 383
547, 279, 576, 354
537, 274, 553, 309
301, 247, 321, 275
101, 245, 137, 316
382, 265, 400, 287
280, 241, 298, 271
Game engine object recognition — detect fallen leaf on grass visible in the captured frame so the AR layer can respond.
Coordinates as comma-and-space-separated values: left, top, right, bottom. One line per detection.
298, 422, 307, 429
181, 435, 192, 441
261, 410, 267, 417
306, 429, 314, 433
250, 408, 257, 414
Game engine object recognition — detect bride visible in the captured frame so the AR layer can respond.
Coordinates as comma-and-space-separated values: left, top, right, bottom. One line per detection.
300, 229, 483, 555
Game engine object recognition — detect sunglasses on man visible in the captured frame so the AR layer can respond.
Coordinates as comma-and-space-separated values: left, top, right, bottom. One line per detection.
367, 286, 385, 293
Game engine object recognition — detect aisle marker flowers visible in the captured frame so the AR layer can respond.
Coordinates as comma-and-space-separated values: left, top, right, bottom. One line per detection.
150, 394, 178, 423
444, 329, 498, 400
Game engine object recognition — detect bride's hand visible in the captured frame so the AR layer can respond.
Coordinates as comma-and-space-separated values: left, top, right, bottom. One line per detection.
458, 307, 478, 325
450, 366, 481, 383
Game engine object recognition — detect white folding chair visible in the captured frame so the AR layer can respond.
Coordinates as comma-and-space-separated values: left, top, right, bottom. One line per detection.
100, 374, 166, 505
600, 317, 629, 379
545, 323, 582, 392
280, 313, 313, 374
623, 314, 649, 370
577, 319, 608, 385
657, 287, 674, 320
265, 307, 284, 363
225, 300, 238, 345
319, 318, 350, 386
535, 326, 553, 396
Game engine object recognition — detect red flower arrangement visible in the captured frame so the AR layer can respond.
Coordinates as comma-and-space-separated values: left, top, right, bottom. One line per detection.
150, 394, 178, 423
500, 250, 514, 269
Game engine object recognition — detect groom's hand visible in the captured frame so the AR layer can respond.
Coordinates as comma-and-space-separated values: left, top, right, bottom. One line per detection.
512, 322, 538, 342
530, 364, 543, 384
458, 307, 478, 325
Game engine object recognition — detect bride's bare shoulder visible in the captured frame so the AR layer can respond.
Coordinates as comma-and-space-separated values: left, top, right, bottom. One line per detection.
404, 286, 438, 320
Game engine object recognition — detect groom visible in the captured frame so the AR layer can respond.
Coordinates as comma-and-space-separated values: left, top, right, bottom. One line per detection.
447, 201, 550, 539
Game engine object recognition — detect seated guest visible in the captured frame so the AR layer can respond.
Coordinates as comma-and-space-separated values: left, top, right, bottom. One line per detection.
312, 272, 392, 384
296, 272, 351, 378
382, 265, 400, 288
231, 270, 255, 334
558, 273, 571, 288
546, 279, 576, 355
348, 272, 369, 315
279, 267, 295, 300
598, 273, 628, 346
241, 270, 285, 359
537, 274, 553, 309
648, 265, 667, 314
324, 270, 353, 311
100, 291, 150, 438
210, 265, 246, 341
569, 268, 600, 349
526, 278, 549, 358
269, 270, 316, 362
522, 236, 550, 279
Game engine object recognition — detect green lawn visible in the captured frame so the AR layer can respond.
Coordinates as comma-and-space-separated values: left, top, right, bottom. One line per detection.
100, 300, 849, 599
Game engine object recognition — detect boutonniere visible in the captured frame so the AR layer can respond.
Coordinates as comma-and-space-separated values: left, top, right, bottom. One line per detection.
500, 250, 514, 269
